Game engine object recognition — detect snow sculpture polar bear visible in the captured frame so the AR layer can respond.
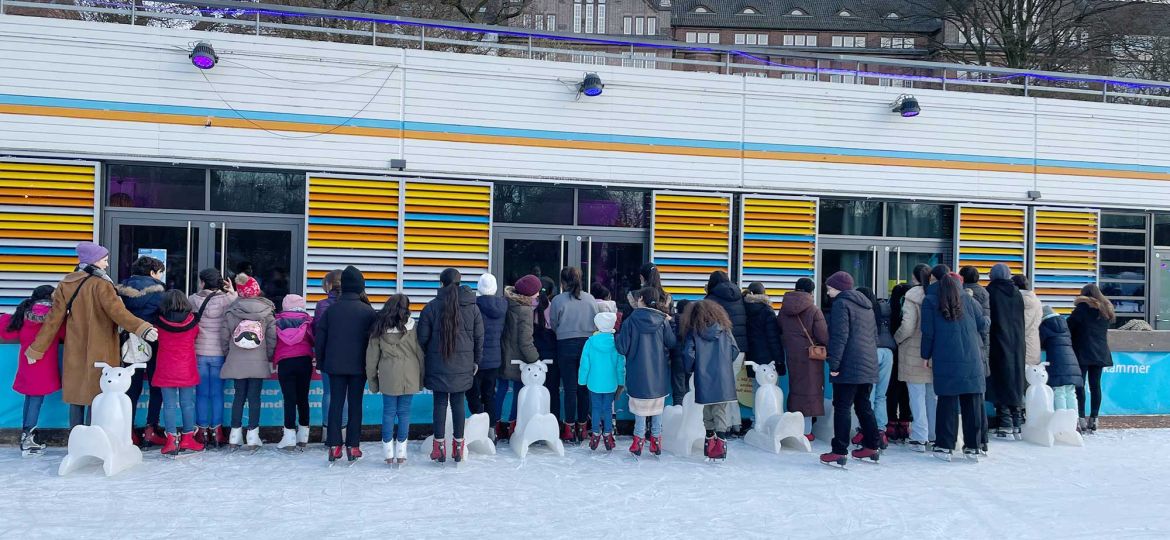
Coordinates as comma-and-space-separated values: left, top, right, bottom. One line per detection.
743, 361, 811, 453
423, 405, 497, 460
511, 360, 564, 458
661, 379, 706, 457
59, 362, 146, 477
1022, 363, 1083, 448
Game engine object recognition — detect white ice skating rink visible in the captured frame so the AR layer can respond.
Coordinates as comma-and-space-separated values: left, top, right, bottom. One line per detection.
3, 428, 1168, 538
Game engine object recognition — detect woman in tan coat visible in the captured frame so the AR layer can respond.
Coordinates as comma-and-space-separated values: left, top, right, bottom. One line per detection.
27, 242, 155, 427
1012, 275, 1043, 366
893, 264, 935, 451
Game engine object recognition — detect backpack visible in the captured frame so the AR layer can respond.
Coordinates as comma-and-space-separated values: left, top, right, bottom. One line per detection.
276, 317, 310, 346
121, 331, 153, 364
232, 319, 265, 350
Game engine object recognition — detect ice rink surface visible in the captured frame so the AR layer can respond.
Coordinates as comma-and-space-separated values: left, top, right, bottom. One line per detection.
4, 428, 1169, 539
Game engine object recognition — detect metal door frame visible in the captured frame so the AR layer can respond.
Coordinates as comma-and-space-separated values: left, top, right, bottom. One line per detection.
818, 236, 951, 298
491, 225, 647, 293
1153, 250, 1170, 329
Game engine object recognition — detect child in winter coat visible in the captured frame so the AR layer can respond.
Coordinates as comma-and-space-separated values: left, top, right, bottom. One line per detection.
1, 285, 62, 456
472, 274, 507, 426
681, 299, 740, 461
578, 312, 625, 451
494, 274, 542, 440
274, 294, 314, 449
615, 286, 676, 456
1039, 305, 1083, 411
316, 266, 377, 462
154, 290, 203, 455
366, 294, 424, 465
220, 273, 277, 450
189, 268, 236, 448
592, 282, 623, 331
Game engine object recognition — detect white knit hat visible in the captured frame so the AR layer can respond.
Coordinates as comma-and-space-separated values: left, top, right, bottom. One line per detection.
594, 312, 617, 333
476, 273, 498, 296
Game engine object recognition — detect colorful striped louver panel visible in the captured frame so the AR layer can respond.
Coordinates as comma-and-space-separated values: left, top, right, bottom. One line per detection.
402, 180, 492, 312
737, 196, 817, 309
955, 205, 1028, 282
1032, 208, 1099, 314
0, 159, 97, 309
652, 192, 732, 301
305, 174, 399, 309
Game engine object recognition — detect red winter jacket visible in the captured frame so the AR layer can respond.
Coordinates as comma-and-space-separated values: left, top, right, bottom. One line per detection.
0, 302, 64, 396
153, 312, 200, 388
274, 310, 314, 364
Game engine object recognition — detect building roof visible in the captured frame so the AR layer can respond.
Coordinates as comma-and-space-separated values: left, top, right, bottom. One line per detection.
671, 0, 942, 33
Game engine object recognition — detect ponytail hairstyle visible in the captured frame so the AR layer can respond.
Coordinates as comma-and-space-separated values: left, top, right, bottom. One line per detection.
1080, 283, 1116, 321
370, 294, 411, 339
439, 268, 462, 360
322, 269, 343, 294
930, 264, 950, 286
912, 263, 932, 291
535, 276, 556, 329
7, 285, 54, 332
632, 286, 667, 314
934, 264, 964, 322
199, 268, 227, 292
639, 263, 664, 290
560, 266, 583, 300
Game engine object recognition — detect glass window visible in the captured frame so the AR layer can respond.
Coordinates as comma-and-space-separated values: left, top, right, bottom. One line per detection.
493, 184, 573, 225
1155, 214, 1170, 246
210, 170, 305, 214
1101, 231, 1145, 247
579, 189, 649, 228
886, 203, 954, 239
818, 199, 882, 236
1103, 213, 1146, 230
1100, 264, 1146, 281
808, 35, 817, 46
1101, 248, 1145, 264
647, 17, 657, 35
107, 164, 205, 210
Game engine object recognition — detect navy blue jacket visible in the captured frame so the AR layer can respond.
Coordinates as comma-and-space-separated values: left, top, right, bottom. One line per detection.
115, 275, 166, 323
826, 290, 878, 385
682, 323, 740, 405
1039, 314, 1083, 388
921, 292, 988, 396
475, 295, 507, 370
615, 307, 676, 400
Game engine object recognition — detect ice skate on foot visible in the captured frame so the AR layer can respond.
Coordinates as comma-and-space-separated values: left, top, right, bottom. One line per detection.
819, 452, 847, 469
851, 447, 880, 464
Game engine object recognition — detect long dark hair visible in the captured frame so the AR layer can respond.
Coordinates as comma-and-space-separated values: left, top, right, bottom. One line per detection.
681, 299, 731, 337
889, 282, 913, 335
7, 285, 54, 332
639, 263, 664, 290
199, 268, 227, 292
160, 289, 192, 316
912, 263, 932, 291
1080, 283, 1116, 321
857, 286, 881, 325
535, 276, 555, 329
370, 294, 411, 338
560, 266, 583, 300
439, 268, 461, 360
934, 265, 964, 321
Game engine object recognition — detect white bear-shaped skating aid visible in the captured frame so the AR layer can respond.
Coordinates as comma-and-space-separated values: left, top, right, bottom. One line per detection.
743, 361, 811, 453
59, 362, 146, 477
1022, 364, 1083, 448
661, 379, 706, 457
423, 407, 496, 460
511, 360, 564, 458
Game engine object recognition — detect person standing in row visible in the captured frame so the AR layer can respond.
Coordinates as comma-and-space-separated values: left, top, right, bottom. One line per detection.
743, 282, 783, 375
986, 263, 1026, 440
550, 267, 598, 443
920, 267, 987, 462
116, 256, 167, 447
1039, 305, 1083, 413
579, 311, 624, 452
419, 268, 484, 464
1014, 275, 1044, 367
495, 274, 542, 440
221, 273, 276, 450
616, 287, 676, 456
366, 294, 424, 465
153, 290, 204, 456
189, 269, 236, 447
959, 265, 991, 453
313, 269, 346, 443
2, 285, 61, 456
534, 276, 560, 421
638, 263, 672, 315
316, 266, 376, 463
471, 274, 506, 432
885, 281, 914, 443
894, 264, 936, 452
274, 294, 314, 449
681, 300, 740, 461
858, 287, 893, 448
819, 271, 883, 468
777, 278, 828, 440
704, 270, 748, 436
1068, 284, 1115, 434
668, 299, 692, 404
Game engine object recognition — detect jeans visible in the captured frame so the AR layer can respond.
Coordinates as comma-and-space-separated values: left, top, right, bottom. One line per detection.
467, 367, 499, 424
703, 403, 731, 433
277, 357, 312, 429
126, 362, 162, 427
871, 348, 894, 428
230, 378, 263, 430
935, 393, 984, 451
831, 383, 881, 455
326, 374, 364, 447
493, 379, 521, 423
321, 372, 349, 427
433, 391, 467, 439
381, 394, 414, 442
633, 414, 662, 437
589, 392, 615, 434
1053, 385, 1077, 410
69, 405, 88, 428
22, 395, 45, 431
195, 355, 225, 426
556, 338, 590, 424
1076, 365, 1104, 418
161, 386, 197, 434
907, 382, 937, 443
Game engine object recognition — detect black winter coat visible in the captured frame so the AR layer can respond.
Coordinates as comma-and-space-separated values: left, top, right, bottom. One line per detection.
418, 286, 485, 393
743, 294, 784, 373
615, 307, 676, 400
476, 295, 507, 370
705, 282, 749, 354
314, 292, 377, 375
1067, 297, 1114, 368
921, 292, 987, 396
875, 298, 897, 350
1039, 315, 1083, 387
683, 323, 740, 404
826, 290, 878, 385
986, 279, 1026, 406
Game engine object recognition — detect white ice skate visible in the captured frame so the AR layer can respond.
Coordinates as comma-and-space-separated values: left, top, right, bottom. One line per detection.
276, 428, 297, 450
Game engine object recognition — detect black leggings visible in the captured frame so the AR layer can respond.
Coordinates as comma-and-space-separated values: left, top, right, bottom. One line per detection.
467, 368, 499, 424
1076, 365, 1104, 418
326, 374, 365, 447
231, 378, 264, 430
433, 391, 467, 439
126, 362, 162, 427
277, 357, 312, 429
557, 338, 590, 424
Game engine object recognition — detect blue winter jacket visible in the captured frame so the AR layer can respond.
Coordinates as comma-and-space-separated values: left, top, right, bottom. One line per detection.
1039, 314, 1083, 388
614, 307, 676, 400
115, 274, 166, 323
683, 323, 740, 405
827, 290, 878, 385
579, 332, 625, 393
921, 292, 988, 396
476, 295, 508, 370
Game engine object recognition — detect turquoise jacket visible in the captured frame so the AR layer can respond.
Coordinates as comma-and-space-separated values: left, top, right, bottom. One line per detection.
579, 332, 626, 393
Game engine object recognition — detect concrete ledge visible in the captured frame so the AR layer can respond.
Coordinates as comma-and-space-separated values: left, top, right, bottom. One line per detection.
1108, 330, 1170, 352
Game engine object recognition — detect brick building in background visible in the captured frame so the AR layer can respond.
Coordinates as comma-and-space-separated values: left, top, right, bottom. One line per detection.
509, 0, 673, 67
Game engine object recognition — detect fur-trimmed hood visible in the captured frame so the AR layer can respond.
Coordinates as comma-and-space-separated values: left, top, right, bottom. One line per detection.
743, 292, 771, 305
504, 286, 536, 306
115, 276, 165, 298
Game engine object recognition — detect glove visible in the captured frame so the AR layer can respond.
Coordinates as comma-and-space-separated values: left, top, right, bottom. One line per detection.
143, 327, 158, 342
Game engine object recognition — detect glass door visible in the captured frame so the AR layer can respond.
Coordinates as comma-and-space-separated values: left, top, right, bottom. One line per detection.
492, 229, 570, 294
1154, 251, 1170, 329
108, 216, 201, 294
211, 219, 302, 310
576, 232, 646, 312
885, 245, 949, 296
820, 243, 878, 307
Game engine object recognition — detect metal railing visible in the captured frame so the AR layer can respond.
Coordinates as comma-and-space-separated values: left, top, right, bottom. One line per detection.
3, 0, 1170, 105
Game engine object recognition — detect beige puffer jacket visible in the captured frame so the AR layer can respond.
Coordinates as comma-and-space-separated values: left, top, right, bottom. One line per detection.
189, 289, 238, 357
1020, 290, 1043, 366
893, 285, 932, 384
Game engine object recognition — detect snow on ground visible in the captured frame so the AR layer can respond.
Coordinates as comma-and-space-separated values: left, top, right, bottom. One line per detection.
3, 429, 1170, 539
